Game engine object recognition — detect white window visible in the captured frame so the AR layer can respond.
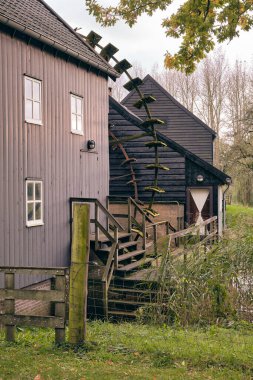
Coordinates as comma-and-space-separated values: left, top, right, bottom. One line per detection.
71, 94, 83, 134
25, 76, 42, 125
26, 180, 43, 227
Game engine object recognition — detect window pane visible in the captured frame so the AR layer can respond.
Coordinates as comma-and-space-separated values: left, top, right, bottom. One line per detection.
71, 114, 77, 130
35, 202, 41, 220
35, 183, 41, 200
76, 98, 82, 115
27, 203, 34, 221
25, 78, 32, 99
33, 101, 41, 120
25, 99, 33, 120
71, 96, 76, 113
33, 81, 40, 101
27, 183, 34, 201
77, 115, 82, 132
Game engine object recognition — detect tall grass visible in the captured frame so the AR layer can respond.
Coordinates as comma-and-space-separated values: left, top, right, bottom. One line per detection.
138, 205, 253, 326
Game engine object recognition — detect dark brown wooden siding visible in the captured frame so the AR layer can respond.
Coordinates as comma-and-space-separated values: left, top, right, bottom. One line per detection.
122, 75, 215, 164
0, 29, 109, 286
109, 104, 186, 203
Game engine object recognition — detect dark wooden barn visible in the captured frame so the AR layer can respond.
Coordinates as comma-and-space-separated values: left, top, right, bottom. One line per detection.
0, 0, 118, 288
109, 96, 231, 235
122, 74, 216, 164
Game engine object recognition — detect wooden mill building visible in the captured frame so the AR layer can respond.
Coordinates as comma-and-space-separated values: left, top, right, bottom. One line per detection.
0, 0, 231, 320
0, 0, 118, 287
109, 77, 231, 235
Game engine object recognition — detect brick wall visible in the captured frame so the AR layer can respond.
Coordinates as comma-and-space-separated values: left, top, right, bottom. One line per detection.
109, 203, 184, 233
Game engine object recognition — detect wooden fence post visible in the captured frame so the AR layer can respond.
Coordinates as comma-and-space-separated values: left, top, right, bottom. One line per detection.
153, 224, 158, 258
128, 198, 132, 233
55, 273, 66, 344
142, 214, 146, 251
4, 272, 15, 342
69, 203, 90, 345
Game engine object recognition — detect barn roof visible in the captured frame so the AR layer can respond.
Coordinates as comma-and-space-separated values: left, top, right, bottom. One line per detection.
0, 0, 118, 79
110, 96, 230, 184
122, 74, 216, 137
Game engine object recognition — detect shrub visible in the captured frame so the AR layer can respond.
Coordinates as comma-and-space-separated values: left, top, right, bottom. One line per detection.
137, 206, 253, 326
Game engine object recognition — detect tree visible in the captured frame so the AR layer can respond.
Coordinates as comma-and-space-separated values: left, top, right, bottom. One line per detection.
86, 0, 253, 73
195, 50, 228, 166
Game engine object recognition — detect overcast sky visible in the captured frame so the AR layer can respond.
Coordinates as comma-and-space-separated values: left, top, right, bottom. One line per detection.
47, 0, 253, 70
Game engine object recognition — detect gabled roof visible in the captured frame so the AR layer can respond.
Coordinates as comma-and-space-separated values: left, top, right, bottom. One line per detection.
122, 74, 216, 137
110, 96, 230, 184
0, 0, 118, 80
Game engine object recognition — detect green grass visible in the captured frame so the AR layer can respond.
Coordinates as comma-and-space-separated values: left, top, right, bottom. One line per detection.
0, 322, 253, 379
226, 204, 253, 229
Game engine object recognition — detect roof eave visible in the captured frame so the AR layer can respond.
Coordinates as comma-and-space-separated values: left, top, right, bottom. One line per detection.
0, 14, 119, 80
109, 96, 231, 184
122, 74, 217, 137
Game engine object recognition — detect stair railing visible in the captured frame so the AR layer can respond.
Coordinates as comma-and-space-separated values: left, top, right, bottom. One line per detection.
107, 196, 178, 256
127, 197, 153, 251
127, 197, 177, 256
146, 219, 176, 256
70, 197, 124, 318
166, 215, 218, 259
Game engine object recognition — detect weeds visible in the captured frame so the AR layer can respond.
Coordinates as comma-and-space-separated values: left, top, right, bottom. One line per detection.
138, 205, 253, 326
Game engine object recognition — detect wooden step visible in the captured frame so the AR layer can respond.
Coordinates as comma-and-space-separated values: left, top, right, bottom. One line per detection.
116, 258, 154, 273
118, 249, 145, 262
90, 232, 131, 244
98, 241, 137, 253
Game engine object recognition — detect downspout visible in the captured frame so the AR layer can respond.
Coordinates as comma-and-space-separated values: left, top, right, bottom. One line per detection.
223, 183, 230, 230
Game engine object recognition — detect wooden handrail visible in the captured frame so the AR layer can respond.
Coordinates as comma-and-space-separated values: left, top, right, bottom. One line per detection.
95, 220, 115, 243
102, 242, 117, 283
101, 240, 118, 319
167, 216, 218, 259
199, 216, 217, 225
129, 197, 153, 223
95, 199, 124, 231
69, 198, 122, 319
146, 220, 171, 228
128, 197, 147, 250
70, 197, 124, 231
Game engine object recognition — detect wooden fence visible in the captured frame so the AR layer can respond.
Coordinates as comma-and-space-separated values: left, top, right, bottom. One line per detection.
0, 266, 68, 344
168, 216, 218, 258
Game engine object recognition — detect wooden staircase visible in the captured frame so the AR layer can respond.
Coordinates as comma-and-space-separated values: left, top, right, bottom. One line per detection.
70, 197, 173, 320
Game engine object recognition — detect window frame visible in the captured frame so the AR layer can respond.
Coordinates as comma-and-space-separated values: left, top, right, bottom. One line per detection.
24, 75, 43, 125
70, 93, 84, 135
26, 179, 44, 227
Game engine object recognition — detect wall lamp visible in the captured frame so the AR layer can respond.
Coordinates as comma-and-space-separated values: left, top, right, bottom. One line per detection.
87, 140, 96, 150
196, 174, 204, 182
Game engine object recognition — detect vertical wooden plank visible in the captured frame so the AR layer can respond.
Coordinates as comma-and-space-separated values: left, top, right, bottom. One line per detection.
95, 201, 99, 250
153, 225, 157, 257
4, 272, 15, 342
166, 221, 169, 236
55, 274, 66, 344
128, 198, 131, 233
142, 214, 146, 251
69, 204, 90, 345
114, 227, 118, 270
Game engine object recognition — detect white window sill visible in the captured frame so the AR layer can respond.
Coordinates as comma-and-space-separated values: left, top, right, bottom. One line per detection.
26, 221, 44, 228
25, 119, 43, 126
71, 130, 84, 136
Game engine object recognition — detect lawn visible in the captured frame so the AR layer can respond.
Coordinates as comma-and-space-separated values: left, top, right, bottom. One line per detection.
0, 322, 253, 380
0, 204, 252, 380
